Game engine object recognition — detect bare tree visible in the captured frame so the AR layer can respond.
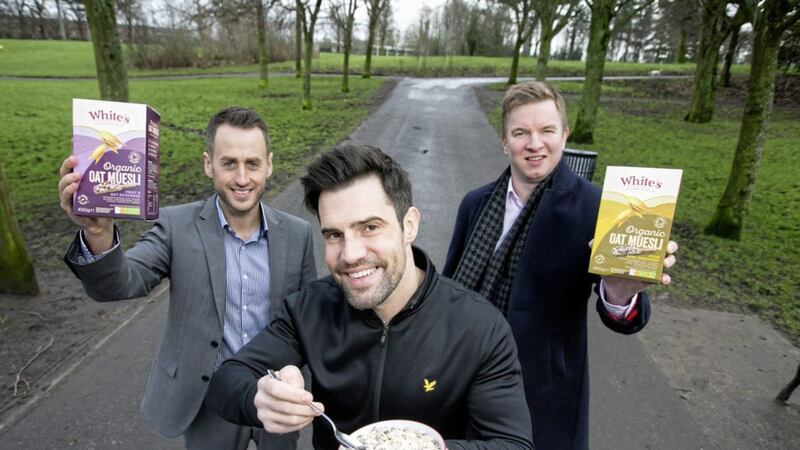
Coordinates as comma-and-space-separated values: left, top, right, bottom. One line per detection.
705, 0, 800, 239
9, 0, 30, 39
115, 0, 140, 43
684, 0, 747, 123
570, 0, 654, 144
297, 0, 323, 109
405, 5, 433, 62
362, 0, 389, 78
29, 0, 47, 38
498, 0, 536, 85
255, 0, 279, 88
66, 0, 88, 39
84, 0, 129, 101
330, 0, 358, 92
377, 0, 393, 55
720, 22, 741, 87
442, 0, 471, 56
295, 0, 303, 77
0, 162, 38, 296
55, 0, 68, 39
534, 0, 579, 80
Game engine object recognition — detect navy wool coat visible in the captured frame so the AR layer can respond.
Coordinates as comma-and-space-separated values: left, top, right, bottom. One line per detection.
443, 164, 651, 450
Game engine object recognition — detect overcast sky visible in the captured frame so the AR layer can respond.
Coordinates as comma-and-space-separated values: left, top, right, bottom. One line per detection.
388, 0, 447, 30
346, 0, 447, 40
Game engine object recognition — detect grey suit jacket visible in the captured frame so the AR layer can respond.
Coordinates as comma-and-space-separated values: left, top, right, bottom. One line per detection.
65, 196, 317, 437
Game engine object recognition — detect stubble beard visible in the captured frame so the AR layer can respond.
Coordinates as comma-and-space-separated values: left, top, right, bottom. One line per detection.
216, 185, 264, 218
337, 252, 406, 312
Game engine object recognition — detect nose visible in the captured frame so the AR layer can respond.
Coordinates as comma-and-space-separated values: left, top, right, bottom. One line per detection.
340, 235, 367, 266
234, 164, 248, 185
526, 132, 543, 150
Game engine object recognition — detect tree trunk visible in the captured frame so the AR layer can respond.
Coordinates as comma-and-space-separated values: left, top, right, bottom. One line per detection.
303, 30, 314, 109
301, 0, 322, 110
536, 22, 555, 81
567, 24, 577, 59
36, 6, 47, 39
705, 6, 783, 239
508, 38, 524, 85
0, 162, 38, 296
342, 16, 354, 93
378, 26, 387, 56
570, 0, 614, 144
84, 0, 128, 102
363, 15, 378, 78
720, 25, 740, 87
295, 1, 303, 79
256, 0, 270, 89
56, 0, 68, 40
685, 0, 726, 123
675, 20, 688, 63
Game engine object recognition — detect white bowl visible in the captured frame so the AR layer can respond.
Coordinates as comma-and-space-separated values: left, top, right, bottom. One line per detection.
340, 419, 446, 450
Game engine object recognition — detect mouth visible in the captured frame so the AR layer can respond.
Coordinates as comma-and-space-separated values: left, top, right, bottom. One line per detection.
231, 187, 253, 200
348, 267, 377, 279
342, 266, 381, 288
525, 155, 545, 162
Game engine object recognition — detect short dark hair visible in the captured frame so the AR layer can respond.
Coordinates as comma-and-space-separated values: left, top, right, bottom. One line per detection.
204, 107, 271, 156
301, 145, 413, 223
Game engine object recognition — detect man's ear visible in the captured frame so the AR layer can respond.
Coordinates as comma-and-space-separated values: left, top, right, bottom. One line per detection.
203, 152, 213, 179
402, 207, 420, 244
265, 151, 274, 178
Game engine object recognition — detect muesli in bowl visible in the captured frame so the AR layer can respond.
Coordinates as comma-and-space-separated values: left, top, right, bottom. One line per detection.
341, 419, 446, 450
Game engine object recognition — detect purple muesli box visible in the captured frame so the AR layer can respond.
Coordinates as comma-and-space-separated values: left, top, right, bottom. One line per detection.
72, 98, 160, 220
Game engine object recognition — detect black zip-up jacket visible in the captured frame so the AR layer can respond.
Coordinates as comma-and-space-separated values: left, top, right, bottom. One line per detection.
206, 247, 533, 450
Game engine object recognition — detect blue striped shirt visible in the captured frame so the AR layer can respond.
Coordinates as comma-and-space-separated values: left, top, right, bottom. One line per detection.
215, 198, 271, 366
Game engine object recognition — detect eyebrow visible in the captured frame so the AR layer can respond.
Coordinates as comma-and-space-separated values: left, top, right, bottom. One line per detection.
320, 216, 387, 235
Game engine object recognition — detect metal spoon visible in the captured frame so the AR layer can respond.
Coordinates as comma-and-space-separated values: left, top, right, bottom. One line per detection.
266, 370, 367, 450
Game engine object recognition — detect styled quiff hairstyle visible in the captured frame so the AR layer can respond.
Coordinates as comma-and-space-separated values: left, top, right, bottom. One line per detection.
301, 145, 413, 224
204, 107, 271, 156
501, 81, 567, 135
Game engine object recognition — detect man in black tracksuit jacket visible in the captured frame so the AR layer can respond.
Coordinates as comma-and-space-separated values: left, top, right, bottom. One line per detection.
205, 145, 533, 450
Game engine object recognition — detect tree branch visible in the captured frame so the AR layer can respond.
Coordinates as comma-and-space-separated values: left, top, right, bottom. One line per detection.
11, 337, 54, 397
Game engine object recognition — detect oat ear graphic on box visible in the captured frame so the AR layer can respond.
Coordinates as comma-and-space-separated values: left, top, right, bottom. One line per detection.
89, 129, 124, 164
611, 195, 654, 228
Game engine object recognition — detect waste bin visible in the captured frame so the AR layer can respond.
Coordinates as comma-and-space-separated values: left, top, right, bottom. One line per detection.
562, 148, 598, 181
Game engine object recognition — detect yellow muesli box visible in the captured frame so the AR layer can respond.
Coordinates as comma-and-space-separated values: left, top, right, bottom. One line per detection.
589, 166, 683, 282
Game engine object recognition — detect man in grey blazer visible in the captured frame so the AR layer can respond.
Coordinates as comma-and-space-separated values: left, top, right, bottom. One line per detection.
58, 107, 317, 450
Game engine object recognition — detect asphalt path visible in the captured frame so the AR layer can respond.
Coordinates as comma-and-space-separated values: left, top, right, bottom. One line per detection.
0, 77, 707, 449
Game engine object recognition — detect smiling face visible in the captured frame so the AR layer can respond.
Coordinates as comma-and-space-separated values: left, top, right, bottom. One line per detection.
502, 100, 569, 198
203, 124, 273, 222
319, 174, 419, 315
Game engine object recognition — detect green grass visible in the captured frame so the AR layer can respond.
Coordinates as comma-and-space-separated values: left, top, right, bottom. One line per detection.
0, 76, 387, 268
311, 53, 733, 77
483, 85, 800, 342
0, 38, 751, 78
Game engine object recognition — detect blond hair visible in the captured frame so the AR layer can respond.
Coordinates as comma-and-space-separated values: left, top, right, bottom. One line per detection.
501, 81, 567, 135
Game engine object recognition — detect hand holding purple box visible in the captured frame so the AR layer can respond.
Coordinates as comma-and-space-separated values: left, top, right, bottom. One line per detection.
72, 98, 160, 220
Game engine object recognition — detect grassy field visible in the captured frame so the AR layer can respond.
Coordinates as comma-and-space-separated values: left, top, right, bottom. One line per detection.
482, 80, 800, 342
0, 38, 752, 78
2, 38, 798, 341
0, 75, 387, 268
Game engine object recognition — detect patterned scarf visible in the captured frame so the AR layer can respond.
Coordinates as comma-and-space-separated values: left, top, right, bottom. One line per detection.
453, 163, 559, 315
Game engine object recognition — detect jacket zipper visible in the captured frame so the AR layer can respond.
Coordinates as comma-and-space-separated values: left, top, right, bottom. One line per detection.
372, 320, 390, 420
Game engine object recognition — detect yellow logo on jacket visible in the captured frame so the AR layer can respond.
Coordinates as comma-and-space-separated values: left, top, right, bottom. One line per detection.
423, 378, 437, 392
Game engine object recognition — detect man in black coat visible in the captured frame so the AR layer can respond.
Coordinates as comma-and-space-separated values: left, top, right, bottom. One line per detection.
444, 81, 678, 450
206, 145, 533, 450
